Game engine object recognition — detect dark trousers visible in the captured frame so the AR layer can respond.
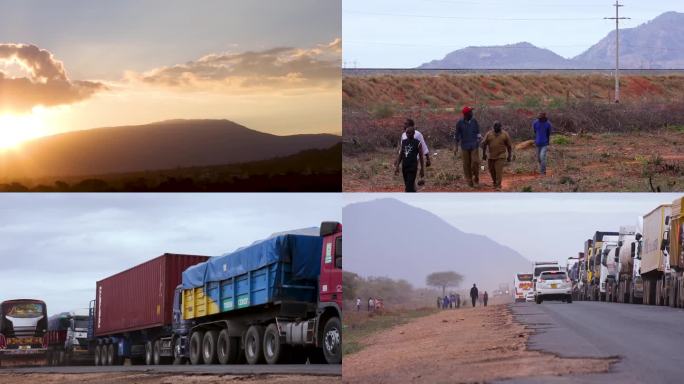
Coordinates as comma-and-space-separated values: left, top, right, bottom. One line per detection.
484, 300, 488, 307
471, 296, 476, 307
403, 166, 417, 192
461, 149, 480, 185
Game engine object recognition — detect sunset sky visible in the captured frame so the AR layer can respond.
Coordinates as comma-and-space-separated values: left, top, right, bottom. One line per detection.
0, 0, 341, 150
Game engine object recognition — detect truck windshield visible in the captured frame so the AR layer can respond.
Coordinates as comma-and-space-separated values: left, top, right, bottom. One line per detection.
4, 303, 44, 318
74, 317, 90, 330
517, 274, 533, 281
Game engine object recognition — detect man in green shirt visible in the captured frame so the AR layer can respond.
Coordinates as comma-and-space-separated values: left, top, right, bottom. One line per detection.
481, 121, 513, 190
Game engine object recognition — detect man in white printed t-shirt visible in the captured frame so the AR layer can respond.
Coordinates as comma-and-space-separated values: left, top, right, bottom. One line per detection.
400, 118, 431, 167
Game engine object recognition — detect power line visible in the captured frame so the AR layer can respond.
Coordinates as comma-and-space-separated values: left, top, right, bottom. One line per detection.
605, 1, 630, 103
344, 9, 646, 22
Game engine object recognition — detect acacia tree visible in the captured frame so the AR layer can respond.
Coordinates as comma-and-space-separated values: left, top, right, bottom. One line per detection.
426, 271, 463, 296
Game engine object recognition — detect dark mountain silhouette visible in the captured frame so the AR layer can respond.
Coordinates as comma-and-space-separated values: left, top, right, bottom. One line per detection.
0, 119, 340, 179
419, 42, 571, 69
418, 12, 684, 69
344, 198, 532, 291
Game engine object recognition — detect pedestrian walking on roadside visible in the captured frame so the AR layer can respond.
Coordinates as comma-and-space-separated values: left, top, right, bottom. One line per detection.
482, 121, 513, 190
484, 291, 489, 307
437, 296, 443, 309
368, 297, 374, 312
456, 293, 461, 308
449, 293, 456, 309
470, 284, 479, 308
443, 295, 450, 309
395, 124, 425, 192
400, 118, 431, 167
454, 106, 481, 188
532, 112, 552, 175
356, 297, 361, 312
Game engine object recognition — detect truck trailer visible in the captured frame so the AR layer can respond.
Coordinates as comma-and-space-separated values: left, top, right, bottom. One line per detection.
662, 197, 684, 308
587, 231, 619, 301
176, 222, 342, 365
93, 253, 210, 365
641, 204, 672, 305
0, 299, 48, 366
611, 226, 642, 304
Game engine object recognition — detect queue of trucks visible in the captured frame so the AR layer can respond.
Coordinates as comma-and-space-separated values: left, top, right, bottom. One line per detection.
569, 197, 684, 307
0, 222, 342, 367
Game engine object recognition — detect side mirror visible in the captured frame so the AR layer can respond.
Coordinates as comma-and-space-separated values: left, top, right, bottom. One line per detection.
661, 230, 670, 250
630, 243, 636, 258
334, 236, 342, 269
635, 233, 642, 241
665, 216, 670, 226
618, 240, 623, 246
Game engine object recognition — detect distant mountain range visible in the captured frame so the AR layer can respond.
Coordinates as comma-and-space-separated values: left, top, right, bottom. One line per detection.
0, 120, 340, 179
419, 11, 684, 69
344, 198, 532, 291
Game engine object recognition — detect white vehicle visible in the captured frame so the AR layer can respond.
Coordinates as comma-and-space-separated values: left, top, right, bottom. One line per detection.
535, 271, 573, 304
533, 261, 561, 295
514, 273, 534, 303
525, 291, 535, 302
598, 235, 620, 301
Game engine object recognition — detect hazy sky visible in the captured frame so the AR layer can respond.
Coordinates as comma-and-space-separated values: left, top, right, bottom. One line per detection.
0, 0, 341, 149
343, 0, 684, 68
0, 193, 341, 315
344, 193, 681, 266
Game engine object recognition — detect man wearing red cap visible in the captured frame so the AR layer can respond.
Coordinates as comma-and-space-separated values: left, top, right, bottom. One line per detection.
454, 106, 481, 188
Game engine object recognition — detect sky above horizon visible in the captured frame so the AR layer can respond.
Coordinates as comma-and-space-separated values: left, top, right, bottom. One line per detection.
0, 193, 342, 315
343, 0, 684, 68
0, 0, 341, 150
344, 193, 682, 267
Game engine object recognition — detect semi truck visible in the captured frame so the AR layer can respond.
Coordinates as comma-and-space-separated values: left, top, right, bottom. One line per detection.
92, 221, 342, 366
662, 197, 684, 308
611, 226, 641, 303
568, 253, 583, 300
598, 234, 620, 302
0, 299, 48, 366
45, 309, 93, 366
586, 231, 619, 301
641, 204, 672, 306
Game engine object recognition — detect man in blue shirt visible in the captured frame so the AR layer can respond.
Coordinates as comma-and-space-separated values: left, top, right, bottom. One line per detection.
454, 106, 481, 188
532, 112, 552, 175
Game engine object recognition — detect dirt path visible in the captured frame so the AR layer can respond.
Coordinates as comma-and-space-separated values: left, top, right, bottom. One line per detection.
342, 304, 616, 384
0, 373, 338, 384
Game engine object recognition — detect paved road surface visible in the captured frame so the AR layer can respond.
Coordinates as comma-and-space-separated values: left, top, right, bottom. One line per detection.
500, 301, 684, 384
0, 364, 340, 376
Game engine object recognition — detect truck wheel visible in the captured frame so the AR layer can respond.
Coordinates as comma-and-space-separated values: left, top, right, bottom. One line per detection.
217, 329, 238, 364
173, 337, 186, 365
322, 317, 342, 364
46, 349, 53, 366
244, 325, 265, 365
189, 331, 205, 365
107, 344, 115, 366
263, 324, 283, 365
202, 330, 219, 365
100, 344, 108, 365
153, 339, 162, 365
145, 341, 153, 365
58, 350, 65, 366
535, 296, 542, 304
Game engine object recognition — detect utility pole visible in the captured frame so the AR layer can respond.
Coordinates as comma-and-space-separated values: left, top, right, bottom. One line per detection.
604, 1, 630, 103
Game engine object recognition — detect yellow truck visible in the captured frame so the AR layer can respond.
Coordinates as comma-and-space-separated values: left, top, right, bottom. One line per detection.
662, 197, 684, 308
641, 204, 672, 306
587, 231, 618, 301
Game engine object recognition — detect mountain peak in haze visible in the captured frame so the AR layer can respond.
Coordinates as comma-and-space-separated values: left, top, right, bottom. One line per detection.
344, 198, 532, 291
418, 12, 684, 69
0, 119, 340, 179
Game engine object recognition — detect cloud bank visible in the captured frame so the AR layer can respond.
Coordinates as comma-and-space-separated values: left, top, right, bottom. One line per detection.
134, 39, 341, 91
0, 44, 105, 113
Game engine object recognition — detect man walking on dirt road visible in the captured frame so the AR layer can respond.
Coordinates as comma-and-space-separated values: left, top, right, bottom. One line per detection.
533, 112, 552, 175
356, 297, 361, 312
482, 121, 513, 190
483, 291, 489, 307
400, 118, 431, 168
454, 106, 481, 188
470, 284, 479, 307
395, 125, 425, 192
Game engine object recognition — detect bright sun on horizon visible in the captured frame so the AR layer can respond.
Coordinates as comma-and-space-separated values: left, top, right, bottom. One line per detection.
0, 111, 49, 151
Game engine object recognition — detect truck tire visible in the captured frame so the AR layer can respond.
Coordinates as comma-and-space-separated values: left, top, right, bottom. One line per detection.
535, 296, 542, 304
145, 341, 153, 365
217, 329, 239, 365
189, 331, 205, 365
153, 339, 162, 365
173, 337, 186, 365
245, 325, 265, 365
263, 323, 284, 365
322, 317, 342, 364
566, 295, 573, 304
46, 349, 53, 366
107, 344, 115, 366
58, 350, 65, 366
202, 330, 219, 365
